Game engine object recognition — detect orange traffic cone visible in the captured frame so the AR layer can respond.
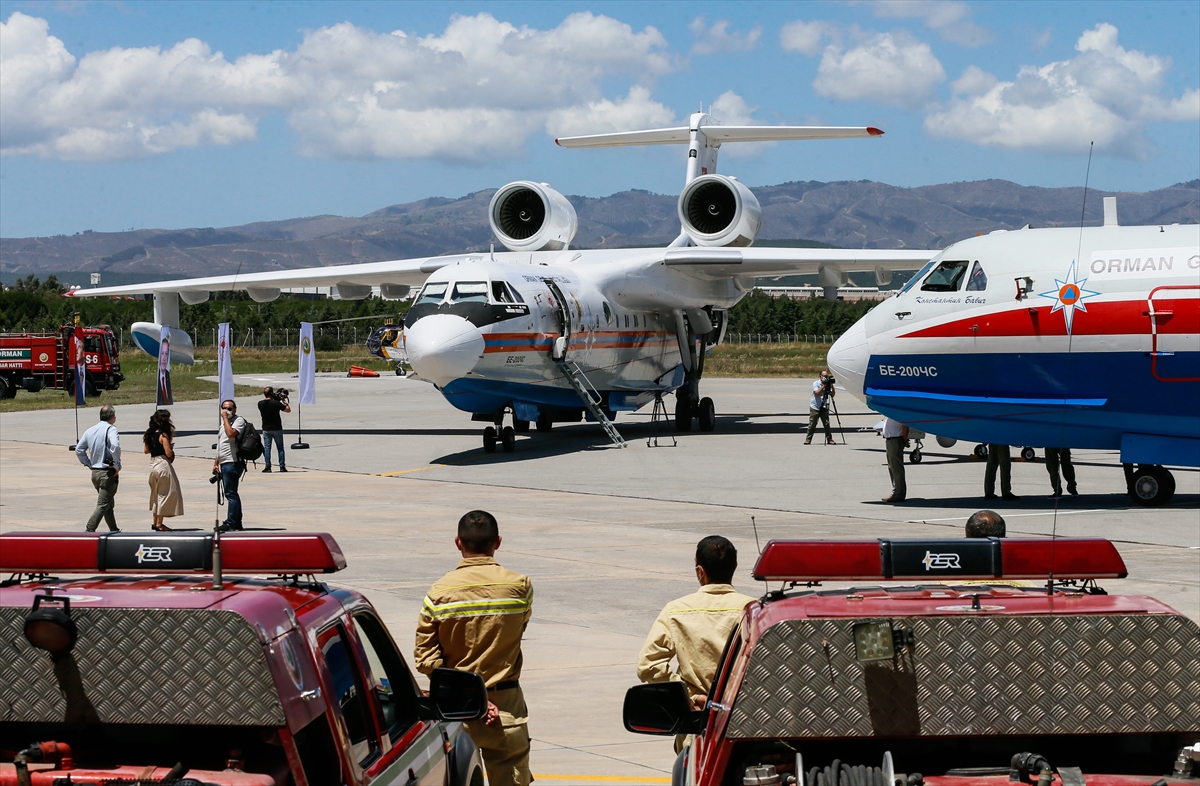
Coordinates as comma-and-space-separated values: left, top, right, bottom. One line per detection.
347, 365, 380, 378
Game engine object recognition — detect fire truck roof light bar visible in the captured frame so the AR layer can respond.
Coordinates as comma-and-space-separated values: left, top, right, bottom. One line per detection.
0, 532, 347, 575
752, 538, 1128, 582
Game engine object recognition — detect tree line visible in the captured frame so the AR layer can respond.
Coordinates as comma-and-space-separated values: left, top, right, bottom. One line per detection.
2, 275, 876, 343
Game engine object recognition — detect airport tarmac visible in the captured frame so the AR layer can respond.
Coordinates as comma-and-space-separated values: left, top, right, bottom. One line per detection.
2, 373, 1198, 784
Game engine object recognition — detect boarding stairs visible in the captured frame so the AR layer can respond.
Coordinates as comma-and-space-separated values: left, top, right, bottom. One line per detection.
558, 359, 627, 448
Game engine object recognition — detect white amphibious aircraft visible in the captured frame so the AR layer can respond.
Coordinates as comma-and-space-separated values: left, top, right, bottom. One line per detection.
828, 197, 1199, 506
68, 111, 932, 452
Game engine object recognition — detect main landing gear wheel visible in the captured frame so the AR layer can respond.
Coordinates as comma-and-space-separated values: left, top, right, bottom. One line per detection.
514, 418, 530, 433
1021, 446, 1037, 461
482, 426, 497, 453
974, 443, 989, 459
1131, 465, 1175, 507
910, 449, 922, 464
697, 397, 715, 432
500, 426, 516, 453
536, 415, 553, 433
395, 367, 406, 376
675, 397, 693, 432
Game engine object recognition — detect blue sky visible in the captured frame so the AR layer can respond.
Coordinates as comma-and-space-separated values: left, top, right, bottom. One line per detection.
1, 0, 1197, 238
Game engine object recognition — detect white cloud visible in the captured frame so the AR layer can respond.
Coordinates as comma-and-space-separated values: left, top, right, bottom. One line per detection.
925, 24, 1200, 157
0, 11, 679, 162
813, 30, 946, 109
545, 86, 676, 138
710, 91, 757, 126
779, 20, 835, 57
869, 1, 990, 47
688, 17, 762, 56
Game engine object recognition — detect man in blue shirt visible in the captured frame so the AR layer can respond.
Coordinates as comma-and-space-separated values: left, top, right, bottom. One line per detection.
75, 405, 122, 532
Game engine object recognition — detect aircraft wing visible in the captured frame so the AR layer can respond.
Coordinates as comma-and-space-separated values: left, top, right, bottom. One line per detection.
63, 254, 459, 300
658, 246, 936, 279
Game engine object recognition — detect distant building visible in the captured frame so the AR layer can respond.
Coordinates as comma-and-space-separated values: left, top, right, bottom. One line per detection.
753, 286, 893, 302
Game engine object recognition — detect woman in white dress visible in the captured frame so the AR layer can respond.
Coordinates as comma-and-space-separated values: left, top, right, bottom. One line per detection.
144, 409, 184, 531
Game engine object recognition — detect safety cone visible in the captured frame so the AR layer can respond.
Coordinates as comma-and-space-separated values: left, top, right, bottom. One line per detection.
347, 365, 380, 378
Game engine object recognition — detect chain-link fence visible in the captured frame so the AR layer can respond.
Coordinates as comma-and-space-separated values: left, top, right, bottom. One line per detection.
115, 325, 364, 350
725, 333, 837, 344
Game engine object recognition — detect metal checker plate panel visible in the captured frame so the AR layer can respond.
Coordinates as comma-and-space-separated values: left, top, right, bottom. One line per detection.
1, 607, 285, 726
727, 614, 1200, 738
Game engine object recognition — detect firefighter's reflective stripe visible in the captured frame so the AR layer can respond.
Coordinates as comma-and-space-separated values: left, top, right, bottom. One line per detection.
422, 590, 533, 621
370, 722, 448, 785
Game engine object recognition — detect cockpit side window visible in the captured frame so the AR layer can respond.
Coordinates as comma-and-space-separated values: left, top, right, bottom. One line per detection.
966, 261, 988, 291
491, 281, 525, 304
899, 259, 938, 295
920, 260, 970, 292
451, 282, 489, 303
415, 283, 447, 306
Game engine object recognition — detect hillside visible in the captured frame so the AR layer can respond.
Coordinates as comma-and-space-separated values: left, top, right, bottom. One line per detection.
2, 179, 1196, 286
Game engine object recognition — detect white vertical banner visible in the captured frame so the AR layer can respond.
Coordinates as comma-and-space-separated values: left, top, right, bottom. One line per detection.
298, 322, 316, 405
217, 322, 235, 404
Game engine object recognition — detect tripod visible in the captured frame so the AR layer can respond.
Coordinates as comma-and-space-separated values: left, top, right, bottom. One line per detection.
811, 382, 846, 445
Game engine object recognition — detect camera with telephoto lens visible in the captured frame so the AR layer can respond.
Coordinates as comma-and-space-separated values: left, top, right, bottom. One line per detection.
209, 470, 221, 484
272, 387, 290, 402
823, 375, 836, 387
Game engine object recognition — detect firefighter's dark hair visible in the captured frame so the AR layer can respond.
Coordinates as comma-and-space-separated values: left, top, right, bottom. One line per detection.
965, 510, 1006, 538
696, 535, 738, 584
458, 510, 500, 553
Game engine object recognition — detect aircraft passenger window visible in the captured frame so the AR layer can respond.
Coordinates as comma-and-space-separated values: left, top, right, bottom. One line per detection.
603, 303, 612, 323
415, 283, 447, 306
920, 260, 970, 292
451, 282, 489, 303
624, 314, 629, 328
966, 261, 988, 291
317, 624, 378, 767
352, 612, 421, 742
634, 315, 639, 328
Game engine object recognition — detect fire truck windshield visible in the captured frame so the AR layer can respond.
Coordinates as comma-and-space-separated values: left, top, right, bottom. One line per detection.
83, 336, 103, 353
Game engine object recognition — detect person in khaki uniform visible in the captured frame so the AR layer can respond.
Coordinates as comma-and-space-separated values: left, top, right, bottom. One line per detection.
416, 511, 533, 786
638, 536, 756, 751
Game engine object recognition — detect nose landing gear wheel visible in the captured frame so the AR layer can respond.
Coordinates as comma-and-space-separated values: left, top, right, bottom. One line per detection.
1021, 446, 1036, 461
500, 426, 516, 452
909, 449, 922, 464
675, 397, 693, 432
697, 397, 715, 432
395, 367, 406, 376
1131, 465, 1175, 507
482, 426, 497, 453
974, 443, 989, 459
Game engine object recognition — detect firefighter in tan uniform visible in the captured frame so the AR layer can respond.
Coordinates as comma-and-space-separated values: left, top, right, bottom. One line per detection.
415, 511, 533, 786
638, 536, 755, 751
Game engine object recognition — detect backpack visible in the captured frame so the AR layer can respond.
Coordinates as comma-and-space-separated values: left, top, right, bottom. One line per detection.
237, 420, 264, 462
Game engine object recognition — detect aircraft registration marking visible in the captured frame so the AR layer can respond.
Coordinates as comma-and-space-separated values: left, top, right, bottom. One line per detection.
878, 365, 938, 377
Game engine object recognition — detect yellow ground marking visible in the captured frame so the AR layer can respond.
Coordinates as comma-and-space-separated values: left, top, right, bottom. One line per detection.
376, 465, 448, 476
532, 776, 671, 783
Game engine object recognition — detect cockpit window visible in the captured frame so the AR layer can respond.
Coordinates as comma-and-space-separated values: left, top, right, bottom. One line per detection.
966, 261, 988, 291
491, 281, 524, 304
920, 260, 969, 292
414, 283, 447, 306
451, 282, 489, 303
899, 259, 937, 295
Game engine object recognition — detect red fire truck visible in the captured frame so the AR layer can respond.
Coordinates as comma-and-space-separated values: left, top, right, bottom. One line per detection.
0, 532, 487, 786
623, 537, 1200, 785
0, 325, 124, 399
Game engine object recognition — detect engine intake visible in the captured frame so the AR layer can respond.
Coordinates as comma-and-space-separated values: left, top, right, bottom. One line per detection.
490, 181, 578, 252
678, 175, 761, 248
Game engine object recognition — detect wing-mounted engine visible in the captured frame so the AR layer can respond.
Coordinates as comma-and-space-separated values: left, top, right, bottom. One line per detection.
490, 181, 578, 252
678, 175, 761, 247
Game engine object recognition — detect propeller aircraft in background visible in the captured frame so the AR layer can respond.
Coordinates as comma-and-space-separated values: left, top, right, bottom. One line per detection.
828, 198, 1199, 506
68, 111, 934, 452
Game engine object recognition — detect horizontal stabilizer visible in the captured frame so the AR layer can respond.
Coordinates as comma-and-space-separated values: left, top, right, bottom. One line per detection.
557, 125, 882, 148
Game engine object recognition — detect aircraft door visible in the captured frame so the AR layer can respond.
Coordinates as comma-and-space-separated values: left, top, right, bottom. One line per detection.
542, 279, 573, 360
1147, 285, 1200, 382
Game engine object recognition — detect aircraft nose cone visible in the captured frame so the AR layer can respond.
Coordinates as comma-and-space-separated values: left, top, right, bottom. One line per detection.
405, 314, 485, 387
828, 319, 869, 401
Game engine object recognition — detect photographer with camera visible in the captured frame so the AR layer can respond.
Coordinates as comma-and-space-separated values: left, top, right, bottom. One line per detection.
804, 370, 838, 446
258, 387, 291, 473
213, 399, 247, 532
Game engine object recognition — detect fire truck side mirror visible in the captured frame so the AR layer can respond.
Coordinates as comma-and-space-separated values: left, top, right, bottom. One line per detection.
421, 668, 488, 722
622, 682, 706, 736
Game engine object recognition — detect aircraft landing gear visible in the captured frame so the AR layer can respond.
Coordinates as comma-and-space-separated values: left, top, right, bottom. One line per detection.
514, 418, 530, 433
536, 415, 553, 432
973, 443, 989, 459
697, 397, 715, 432
675, 394, 693, 432
500, 426, 516, 452
483, 410, 521, 453
1130, 464, 1175, 507
483, 426, 497, 453
1021, 446, 1037, 461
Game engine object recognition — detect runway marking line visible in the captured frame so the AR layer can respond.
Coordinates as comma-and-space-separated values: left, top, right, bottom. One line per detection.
532, 776, 670, 783
377, 464, 448, 477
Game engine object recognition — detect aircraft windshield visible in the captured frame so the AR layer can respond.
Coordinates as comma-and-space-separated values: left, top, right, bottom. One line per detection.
899, 259, 938, 295
966, 261, 988, 291
415, 283, 447, 306
492, 281, 524, 304
920, 260, 970, 292
451, 282, 489, 303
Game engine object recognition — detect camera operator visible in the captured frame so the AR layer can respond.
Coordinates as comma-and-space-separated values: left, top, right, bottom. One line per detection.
258, 387, 291, 473
804, 370, 838, 446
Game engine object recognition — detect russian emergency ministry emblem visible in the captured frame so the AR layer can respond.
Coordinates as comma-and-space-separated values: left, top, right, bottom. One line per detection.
1039, 261, 1100, 334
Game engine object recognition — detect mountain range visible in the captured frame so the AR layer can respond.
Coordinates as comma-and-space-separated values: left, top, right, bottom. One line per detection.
2, 178, 1196, 287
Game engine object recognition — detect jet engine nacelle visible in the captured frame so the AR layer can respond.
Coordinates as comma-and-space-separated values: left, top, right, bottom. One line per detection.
678, 175, 761, 248
490, 181, 578, 252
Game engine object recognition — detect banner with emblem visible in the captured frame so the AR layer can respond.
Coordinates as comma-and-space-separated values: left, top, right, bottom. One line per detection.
156, 324, 173, 406
72, 331, 86, 407
217, 322, 234, 405
298, 322, 316, 405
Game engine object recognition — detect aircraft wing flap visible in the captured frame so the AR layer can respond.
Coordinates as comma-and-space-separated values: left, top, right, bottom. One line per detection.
661, 247, 936, 278
64, 255, 460, 298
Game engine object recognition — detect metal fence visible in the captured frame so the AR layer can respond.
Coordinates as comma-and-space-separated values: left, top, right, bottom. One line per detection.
117, 325, 362, 350
725, 333, 838, 344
